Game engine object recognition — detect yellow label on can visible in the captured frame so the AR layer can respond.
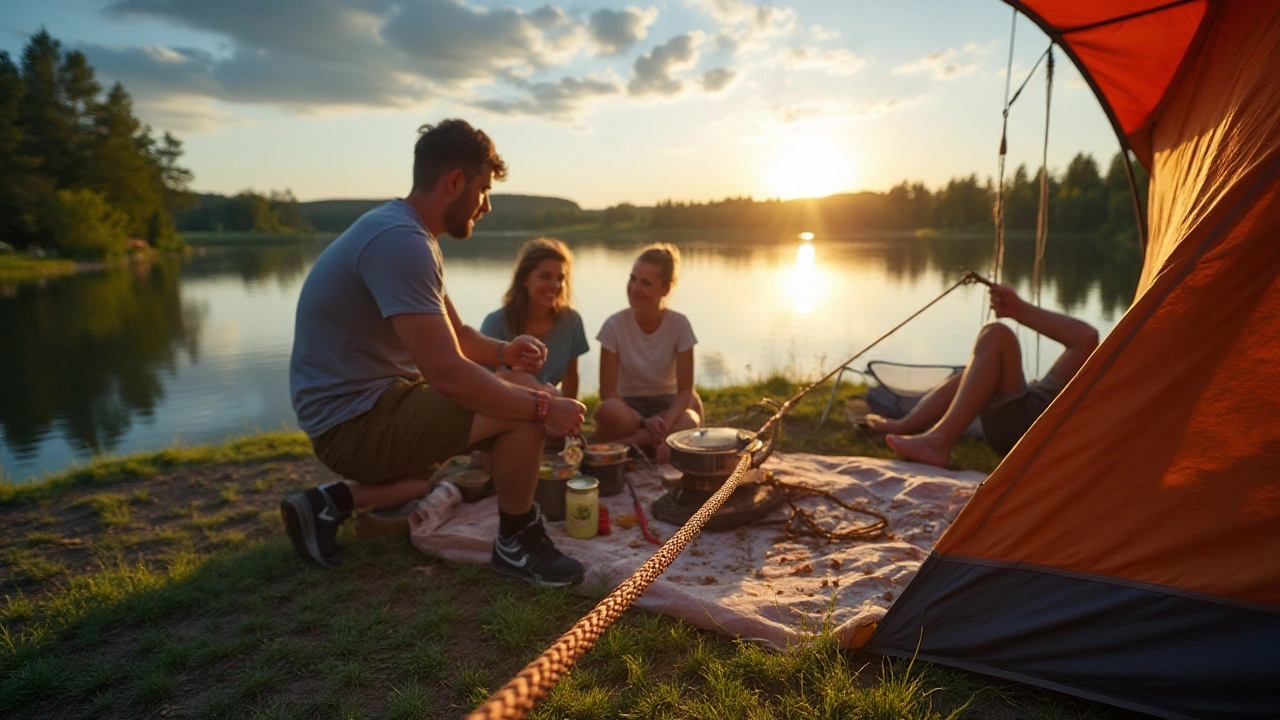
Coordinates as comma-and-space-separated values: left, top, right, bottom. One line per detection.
565, 476, 598, 539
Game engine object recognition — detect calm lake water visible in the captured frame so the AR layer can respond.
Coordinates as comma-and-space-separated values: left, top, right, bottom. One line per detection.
0, 230, 1142, 483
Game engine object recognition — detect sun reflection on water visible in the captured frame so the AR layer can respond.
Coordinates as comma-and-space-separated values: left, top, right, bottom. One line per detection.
787, 240, 824, 314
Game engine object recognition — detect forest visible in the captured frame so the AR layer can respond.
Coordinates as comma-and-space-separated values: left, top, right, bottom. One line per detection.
641, 152, 1147, 244
0, 31, 192, 258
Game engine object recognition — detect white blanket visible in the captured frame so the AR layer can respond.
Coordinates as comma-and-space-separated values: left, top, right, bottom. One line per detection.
410, 453, 984, 650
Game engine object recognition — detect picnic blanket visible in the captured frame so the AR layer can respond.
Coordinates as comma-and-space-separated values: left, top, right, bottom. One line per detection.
409, 453, 984, 650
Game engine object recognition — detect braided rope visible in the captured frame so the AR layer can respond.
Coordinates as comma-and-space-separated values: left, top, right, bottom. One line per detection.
467, 448, 756, 720
467, 272, 986, 720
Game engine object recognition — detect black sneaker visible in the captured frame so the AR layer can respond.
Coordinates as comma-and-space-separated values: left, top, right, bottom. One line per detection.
281, 488, 349, 567
490, 516, 585, 587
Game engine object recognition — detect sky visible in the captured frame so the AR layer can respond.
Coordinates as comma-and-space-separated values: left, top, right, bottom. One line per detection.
0, 0, 1124, 209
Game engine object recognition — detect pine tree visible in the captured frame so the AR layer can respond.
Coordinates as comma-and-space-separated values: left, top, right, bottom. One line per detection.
0, 52, 51, 246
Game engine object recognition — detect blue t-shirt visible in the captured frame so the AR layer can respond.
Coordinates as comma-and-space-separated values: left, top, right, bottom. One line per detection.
479, 308, 589, 388
290, 200, 445, 438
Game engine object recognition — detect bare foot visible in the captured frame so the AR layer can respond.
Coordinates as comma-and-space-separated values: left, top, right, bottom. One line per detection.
654, 442, 671, 464
885, 433, 952, 468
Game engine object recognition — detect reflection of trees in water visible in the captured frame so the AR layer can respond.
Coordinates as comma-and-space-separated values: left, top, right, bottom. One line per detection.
183, 244, 324, 288
460, 230, 1142, 319
872, 234, 1141, 318
0, 258, 206, 457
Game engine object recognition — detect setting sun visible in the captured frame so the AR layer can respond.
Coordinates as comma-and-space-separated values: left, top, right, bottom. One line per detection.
765, 133, 855, 200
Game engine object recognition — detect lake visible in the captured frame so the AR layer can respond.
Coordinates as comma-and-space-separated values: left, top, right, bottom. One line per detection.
0, 230, 1142, 483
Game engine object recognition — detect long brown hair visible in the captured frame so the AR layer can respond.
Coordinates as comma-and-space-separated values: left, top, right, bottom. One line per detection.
502, 237, 573, 333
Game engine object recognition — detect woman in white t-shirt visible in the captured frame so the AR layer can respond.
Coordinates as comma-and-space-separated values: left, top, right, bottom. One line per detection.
593, 243, 702, 462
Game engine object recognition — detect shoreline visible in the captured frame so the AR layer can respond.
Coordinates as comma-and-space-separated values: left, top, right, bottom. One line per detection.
2, 376, 1001, 499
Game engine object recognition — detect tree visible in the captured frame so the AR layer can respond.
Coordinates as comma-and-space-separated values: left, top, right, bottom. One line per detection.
49, 188, 129, 259
19, 31, 78, 191
0, 52, 50, 246
0, 30, 192, 251
1054, 152, 1106, 233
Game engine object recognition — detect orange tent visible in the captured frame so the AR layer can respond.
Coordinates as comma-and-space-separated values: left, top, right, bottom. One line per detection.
866, 2, 1280, 717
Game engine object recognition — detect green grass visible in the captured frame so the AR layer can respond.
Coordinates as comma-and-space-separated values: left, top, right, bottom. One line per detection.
0, 379, 1098, 719
0, 255, 78, 284
0, 431, 313, 506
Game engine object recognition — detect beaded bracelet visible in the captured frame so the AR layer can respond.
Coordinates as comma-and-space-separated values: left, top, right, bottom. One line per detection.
533, 390, 549, 423
496, 341, 507, 368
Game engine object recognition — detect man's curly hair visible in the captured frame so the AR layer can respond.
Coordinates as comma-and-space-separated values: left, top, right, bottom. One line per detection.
412, 119, 508, 191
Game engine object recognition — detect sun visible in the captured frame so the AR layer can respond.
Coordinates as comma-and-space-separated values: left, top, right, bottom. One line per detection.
764, 133, 855, 200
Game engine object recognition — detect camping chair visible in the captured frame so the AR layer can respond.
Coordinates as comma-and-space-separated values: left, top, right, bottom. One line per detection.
819, 360, 984, 439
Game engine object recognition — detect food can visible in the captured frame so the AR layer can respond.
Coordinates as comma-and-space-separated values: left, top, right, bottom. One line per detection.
565, 476, 599, 539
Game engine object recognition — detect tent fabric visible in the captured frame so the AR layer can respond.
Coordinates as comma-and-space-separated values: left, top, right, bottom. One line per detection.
871, 557, 1280, 719
1009, 0, 1211, 166
867, 2, 1280, 718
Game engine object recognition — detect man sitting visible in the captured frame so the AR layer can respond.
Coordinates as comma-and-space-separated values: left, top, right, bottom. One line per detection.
868, 284, 1098, 467
281, 119, 587, 587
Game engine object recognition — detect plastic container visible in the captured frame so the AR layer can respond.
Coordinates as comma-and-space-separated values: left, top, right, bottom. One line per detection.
535, 465, 569, 521
565, 476, 599, 539
581, 459, 627, 497
585, 443, 628, 465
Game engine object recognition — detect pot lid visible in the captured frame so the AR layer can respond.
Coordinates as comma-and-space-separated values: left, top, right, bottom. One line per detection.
667, 427, 754, 453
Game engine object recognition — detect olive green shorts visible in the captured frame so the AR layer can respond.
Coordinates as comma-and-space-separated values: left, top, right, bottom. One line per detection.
311, 381, 477, 486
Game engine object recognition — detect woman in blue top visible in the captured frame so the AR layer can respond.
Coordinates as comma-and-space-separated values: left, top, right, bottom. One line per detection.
481, 237, 589, 399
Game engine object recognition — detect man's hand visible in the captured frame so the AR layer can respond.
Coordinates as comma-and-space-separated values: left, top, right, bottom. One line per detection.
989, 284, 1026, 321
507, 334, 547, 372
545, 397, 586, 436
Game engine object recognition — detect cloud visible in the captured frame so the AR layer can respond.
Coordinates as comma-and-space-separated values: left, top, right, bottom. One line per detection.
473, 73, 621, 121
588, 6, 658, 55
892, 46, 982, 80
686, 0, 795, 54
738, 94, 922, 127
135, 95, 248, 133
628, 32, 704, 97
851, 96, 924, 119
95, 0, 622, 120
779, 46, 866, 76
700, 67, 737, 93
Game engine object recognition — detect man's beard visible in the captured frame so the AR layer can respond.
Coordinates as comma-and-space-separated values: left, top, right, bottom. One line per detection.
444, 194, 476, 239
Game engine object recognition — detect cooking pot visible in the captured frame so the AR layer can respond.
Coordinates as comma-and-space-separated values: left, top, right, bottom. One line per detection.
665, 426, 775, 476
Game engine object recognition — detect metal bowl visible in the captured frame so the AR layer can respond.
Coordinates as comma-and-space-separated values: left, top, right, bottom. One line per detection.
666, 427, 757, 476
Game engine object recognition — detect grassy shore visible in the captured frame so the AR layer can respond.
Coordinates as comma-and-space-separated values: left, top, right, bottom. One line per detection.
2, 378, 1115, 719
0, 255, 80, 285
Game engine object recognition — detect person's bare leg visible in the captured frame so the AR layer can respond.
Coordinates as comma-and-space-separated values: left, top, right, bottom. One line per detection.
1041, 324, 1099, 390
865, 375, 961, 434
888, 324, 1025, 467
592, 398, 651, 448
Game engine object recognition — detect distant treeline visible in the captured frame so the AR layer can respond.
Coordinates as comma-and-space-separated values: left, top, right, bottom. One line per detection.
177, 191, 313, 234
0, 31, 191, 258
279, 152, 1146, 244
643, 152, 1147, 243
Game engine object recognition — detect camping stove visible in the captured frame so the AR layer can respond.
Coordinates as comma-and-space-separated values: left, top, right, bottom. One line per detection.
652, 427, 786, 531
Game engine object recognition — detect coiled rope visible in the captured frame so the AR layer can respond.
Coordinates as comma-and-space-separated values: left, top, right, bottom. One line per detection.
466, 271, 987, 720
